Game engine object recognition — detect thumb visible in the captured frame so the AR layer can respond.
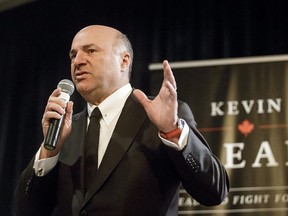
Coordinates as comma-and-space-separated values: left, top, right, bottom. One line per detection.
133, 89, 150, 109
65, 101, 74, 120
67, 100, 73, 111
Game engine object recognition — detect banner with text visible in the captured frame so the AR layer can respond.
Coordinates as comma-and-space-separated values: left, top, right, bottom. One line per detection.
149, 55, 288, 216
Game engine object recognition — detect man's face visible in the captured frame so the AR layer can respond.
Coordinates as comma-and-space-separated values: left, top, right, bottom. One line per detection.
69, 26, 124, 104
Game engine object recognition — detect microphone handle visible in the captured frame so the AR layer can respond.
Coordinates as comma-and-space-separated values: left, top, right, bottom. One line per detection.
44, 115, 65, 151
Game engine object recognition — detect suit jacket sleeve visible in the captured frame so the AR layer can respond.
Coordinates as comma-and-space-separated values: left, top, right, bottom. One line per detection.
14, 156, 59, 216
165, 101, 229, 206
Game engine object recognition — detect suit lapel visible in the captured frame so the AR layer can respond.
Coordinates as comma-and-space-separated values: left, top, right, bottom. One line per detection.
57, 109, 88, 208
82, 93, 147, 206
59, 109, 87, 165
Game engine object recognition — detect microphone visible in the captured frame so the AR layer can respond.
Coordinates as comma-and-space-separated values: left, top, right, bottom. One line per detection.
44, 79, 75, 151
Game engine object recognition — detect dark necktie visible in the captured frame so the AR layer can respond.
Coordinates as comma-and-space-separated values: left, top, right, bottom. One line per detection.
85, 107, 102, 191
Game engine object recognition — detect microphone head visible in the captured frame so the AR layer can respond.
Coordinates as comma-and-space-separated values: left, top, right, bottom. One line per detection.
57, 79, 75, 96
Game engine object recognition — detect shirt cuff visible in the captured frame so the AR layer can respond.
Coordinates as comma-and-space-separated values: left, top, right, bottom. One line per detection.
159, 119, 189, 151
33, 148, 59, 176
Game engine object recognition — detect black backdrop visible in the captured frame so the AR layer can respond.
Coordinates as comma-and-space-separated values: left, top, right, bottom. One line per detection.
1, 0, 288, 215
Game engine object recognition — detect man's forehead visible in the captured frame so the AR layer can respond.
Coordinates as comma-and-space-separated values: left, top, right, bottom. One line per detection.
75, 25, 119, 40
71, 25, 118, 48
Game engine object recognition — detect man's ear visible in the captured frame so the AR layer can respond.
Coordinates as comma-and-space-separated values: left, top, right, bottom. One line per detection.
120, 52, 131, 72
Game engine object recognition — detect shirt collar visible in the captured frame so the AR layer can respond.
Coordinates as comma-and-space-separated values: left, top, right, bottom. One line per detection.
87, 83, 133, 124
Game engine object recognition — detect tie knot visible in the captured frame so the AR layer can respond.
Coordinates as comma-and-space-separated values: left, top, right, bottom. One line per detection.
90, 107, 102, 120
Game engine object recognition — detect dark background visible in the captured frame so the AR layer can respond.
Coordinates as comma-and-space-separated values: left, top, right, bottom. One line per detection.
1, 0, 288, 215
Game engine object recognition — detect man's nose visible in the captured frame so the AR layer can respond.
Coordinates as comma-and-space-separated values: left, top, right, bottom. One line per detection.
73, 51, 87, 66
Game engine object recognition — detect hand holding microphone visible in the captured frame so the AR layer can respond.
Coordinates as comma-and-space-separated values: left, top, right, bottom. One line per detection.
43, 79, 74, 151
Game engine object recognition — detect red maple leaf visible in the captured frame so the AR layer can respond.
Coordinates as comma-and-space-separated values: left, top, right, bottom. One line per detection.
238, 119, 254, 137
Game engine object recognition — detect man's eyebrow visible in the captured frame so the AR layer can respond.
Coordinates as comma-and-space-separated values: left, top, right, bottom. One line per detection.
83, 44, 97, 49
69, 44, 99, 56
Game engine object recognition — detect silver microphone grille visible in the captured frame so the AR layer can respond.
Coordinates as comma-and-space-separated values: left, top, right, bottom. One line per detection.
57, 79, 75, 96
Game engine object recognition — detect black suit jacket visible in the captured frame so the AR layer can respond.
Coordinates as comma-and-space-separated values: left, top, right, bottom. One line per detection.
15, 93, 229, 216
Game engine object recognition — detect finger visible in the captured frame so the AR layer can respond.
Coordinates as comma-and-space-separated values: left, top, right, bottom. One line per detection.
163, 80, 177, 96
45, 88, 67, 113
45, 110, 63, 120
45, 101, 66, 115
51, 87, 62, 97
163, 60, 177, 90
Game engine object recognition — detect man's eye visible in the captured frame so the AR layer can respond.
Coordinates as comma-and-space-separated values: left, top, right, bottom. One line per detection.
69, 52, 76, 60
70, 54, 76, 60
88, 49, 96, 53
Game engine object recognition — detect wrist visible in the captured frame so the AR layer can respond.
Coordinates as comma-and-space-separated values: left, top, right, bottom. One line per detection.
160, 118, 185, 139
40, 144, 59, 159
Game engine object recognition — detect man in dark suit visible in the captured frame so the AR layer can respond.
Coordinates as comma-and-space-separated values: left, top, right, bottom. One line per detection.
15, 25, 229, 216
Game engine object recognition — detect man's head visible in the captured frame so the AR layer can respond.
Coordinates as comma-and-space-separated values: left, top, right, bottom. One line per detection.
69, 25, 133, 105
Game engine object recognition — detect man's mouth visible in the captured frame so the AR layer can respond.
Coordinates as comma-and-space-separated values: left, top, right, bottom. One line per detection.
75, 71, 88, 80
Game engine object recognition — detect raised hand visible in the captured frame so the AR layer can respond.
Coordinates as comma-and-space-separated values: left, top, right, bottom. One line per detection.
133, 60, 178, 133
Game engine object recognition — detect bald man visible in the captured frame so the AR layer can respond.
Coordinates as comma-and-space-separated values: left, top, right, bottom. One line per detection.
15, 25, 229, 216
